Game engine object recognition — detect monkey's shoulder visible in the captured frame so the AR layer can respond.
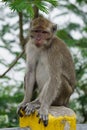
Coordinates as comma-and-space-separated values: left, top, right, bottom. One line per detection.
50, 36, 69, 54
52, 36, 67, 48
47, 36, 73, 65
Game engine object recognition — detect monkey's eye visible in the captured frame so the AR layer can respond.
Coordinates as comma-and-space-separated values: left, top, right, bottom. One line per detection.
42, 31, 48, 34
34, 30, 40, 33
30, 35, 34, 38
34, 30, 42, 33
31, 30, 40, 33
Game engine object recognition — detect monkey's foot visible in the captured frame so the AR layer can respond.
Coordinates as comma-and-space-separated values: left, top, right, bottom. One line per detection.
37, 107, 48, 127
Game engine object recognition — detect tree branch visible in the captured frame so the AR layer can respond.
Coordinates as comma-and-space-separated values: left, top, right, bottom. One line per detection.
0, 12, 26, 78
18, 12, 26, 48
0, 7, 39, 78
0, 50, 25, 78
33, 6, 39, 19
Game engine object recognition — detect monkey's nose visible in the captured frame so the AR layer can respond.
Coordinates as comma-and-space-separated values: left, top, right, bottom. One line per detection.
36, 36, 42, 41
37, 37, 41, 40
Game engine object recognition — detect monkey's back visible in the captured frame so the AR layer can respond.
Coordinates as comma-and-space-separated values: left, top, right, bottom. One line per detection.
48, 36, 76, 89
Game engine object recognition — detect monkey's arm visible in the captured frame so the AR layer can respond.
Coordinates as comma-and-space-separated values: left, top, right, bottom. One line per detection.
24, 44, 39, 102
17, 43, 39, 116
37, 50, 62, 126
23, 63, 36, 103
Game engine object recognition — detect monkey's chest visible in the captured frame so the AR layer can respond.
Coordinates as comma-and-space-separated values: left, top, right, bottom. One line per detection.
36, 54, 49, 91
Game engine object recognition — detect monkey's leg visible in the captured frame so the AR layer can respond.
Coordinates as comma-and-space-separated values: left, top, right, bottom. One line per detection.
54, 75, 73, 106
37, 77, 61, 126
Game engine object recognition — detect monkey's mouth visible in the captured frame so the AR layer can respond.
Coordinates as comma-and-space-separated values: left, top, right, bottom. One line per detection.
35, 38, 44, 47
35, 40, 42, 47
36, 43, 41, 47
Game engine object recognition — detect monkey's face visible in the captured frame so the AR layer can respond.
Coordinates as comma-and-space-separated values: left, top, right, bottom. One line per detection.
30, 16, 57, 48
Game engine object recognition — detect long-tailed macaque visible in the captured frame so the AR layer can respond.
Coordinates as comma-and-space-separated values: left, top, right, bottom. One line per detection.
18, 16, 76, 126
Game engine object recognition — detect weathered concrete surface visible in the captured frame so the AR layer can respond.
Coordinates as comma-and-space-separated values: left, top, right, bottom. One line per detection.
0, 107, 86, 130
77, 124, 87, 130
0, 125, 87, 130
0, 128, 30, 130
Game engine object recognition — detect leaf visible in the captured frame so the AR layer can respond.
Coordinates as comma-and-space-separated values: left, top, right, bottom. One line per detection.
67, 23, 80, 30
35, 2, 48, 13
76, 0, 87, 4
44, 0, 58, 7
26, 5, 34, 18
2, 0, 58, 16
57, 29, 76, 46
9, 0, 26, 12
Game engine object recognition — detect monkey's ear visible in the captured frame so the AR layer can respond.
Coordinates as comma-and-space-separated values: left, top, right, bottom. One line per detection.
52, 24, 57, 33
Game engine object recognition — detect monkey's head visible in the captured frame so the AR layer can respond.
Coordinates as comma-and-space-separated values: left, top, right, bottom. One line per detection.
29, 16, 57, 48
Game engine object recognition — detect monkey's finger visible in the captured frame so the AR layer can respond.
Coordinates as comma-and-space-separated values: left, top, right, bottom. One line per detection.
42, 115, 47, 121
18, 113, 23, 117
38, 114, 48, 126
17, 108, 24, 117
25, 110, 32, 116
38, 114, 43, 124
30, 106, 35, 113
31, 108, 35, 113
25, 106, 32, 116
24, 105, 30, 112
36, 112, 39, 117
22, 105, 27, 111
43, 120, 48, 127
43, 115, 48, 127
25, 106, 35, 115
35, 104, 40, 109
38, 118, 41, 124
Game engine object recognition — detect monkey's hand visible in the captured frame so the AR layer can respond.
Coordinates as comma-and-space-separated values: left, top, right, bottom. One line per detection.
37, 106, 49, 127
24, 100, 40, 116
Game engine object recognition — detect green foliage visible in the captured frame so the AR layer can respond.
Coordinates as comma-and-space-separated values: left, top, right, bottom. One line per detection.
0, 81, 24, 127
76, 0, 87, 4
57, 29, 77, 46
57, 29, 87, 48
2, 0, 58, 17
